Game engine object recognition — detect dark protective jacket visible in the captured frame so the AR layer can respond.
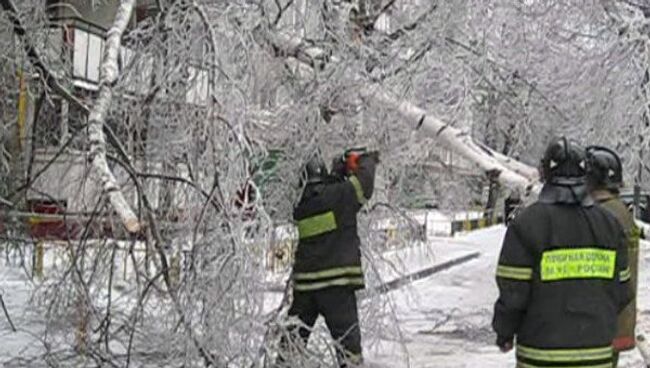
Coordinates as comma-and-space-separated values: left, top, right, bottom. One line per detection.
592, 190, 640, 352
493, 184, 632, 368
292, 155, 376, 292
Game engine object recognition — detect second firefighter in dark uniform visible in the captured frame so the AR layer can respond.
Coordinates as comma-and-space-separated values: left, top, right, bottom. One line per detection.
492, 137, 632, 368
586, 146, 640, 366
277, 149, 378, 367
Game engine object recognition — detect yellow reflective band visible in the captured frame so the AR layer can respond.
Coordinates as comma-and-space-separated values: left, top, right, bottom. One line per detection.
349, 176, 367, 205
517, 362, 612, 368
620, 267, 631, 282
540, 248, 616, 281
345, 352, 363, 365
294, 266, 363, 281
294, 277, 364, 291
298, 211, 337, 239
496, 265, 533, 281
632, 226, 642, 244
517, 344, 613, 362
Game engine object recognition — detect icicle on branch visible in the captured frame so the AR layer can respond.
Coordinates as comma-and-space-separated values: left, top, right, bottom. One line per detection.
87, 0, 140, 233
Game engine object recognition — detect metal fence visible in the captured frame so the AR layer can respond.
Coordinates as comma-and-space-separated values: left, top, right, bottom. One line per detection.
265, 208, 505, 274
0, 207, 504, 279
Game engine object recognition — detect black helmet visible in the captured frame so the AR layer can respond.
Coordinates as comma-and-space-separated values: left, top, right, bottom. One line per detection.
540, 137, 587, 186
302, 153, 328, 185
586, 146, 623, 191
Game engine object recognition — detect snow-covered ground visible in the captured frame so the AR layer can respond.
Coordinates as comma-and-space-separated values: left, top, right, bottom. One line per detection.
0, 258, 44, 365
1, 226, 648, 367
366, 226, 650, 368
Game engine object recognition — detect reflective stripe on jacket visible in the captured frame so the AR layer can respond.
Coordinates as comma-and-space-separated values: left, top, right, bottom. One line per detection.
516, 344, 614, 368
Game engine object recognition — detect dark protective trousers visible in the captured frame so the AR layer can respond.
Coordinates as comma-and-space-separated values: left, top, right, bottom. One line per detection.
277, 287, 362, 367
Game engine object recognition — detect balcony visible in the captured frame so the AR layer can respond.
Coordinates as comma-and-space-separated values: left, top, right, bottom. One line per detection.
46, 16, 211, 105
26, 13, 212, 214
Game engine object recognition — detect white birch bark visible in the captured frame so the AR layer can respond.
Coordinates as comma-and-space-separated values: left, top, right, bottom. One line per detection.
87, 0, 140, 233
267, 32, 538, 191
364, 87, 536, 190
478, 144, 540, 181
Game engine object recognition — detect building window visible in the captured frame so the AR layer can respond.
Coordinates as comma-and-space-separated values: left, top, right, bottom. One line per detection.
34, 98, 63, 148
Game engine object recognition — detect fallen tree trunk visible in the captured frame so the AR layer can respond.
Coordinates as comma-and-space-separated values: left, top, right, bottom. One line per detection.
363, 87, 537, 190
265, 31, 539, 191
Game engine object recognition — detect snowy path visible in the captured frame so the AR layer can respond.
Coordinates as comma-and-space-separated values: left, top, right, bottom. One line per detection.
367, 226, 650, 368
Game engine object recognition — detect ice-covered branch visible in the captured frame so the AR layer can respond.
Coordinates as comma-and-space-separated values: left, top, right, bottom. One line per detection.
0, 0, 89, 112
265, 31, 538, 191
1, 0, 149, 228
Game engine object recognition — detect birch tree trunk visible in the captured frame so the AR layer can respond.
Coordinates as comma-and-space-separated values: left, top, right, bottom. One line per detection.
87, 0, 140, 233
364, 87, 537, 190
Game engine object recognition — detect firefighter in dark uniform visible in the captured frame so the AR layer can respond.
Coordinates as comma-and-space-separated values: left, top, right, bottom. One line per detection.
276, 149, 378, 367
492, 137, 632, 368
586, 146, 640, 367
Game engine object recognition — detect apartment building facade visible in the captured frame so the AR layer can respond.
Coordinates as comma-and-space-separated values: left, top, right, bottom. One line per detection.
17, 0, 212, 238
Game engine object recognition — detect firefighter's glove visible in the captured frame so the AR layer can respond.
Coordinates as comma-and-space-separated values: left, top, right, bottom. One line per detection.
343, 148, 379, 174
612, 336, 635, 352
496, 335, 514, 353
345, 152, 362, 174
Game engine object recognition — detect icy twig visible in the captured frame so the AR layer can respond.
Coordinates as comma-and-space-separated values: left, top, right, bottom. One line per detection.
0, 293, 16, 332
